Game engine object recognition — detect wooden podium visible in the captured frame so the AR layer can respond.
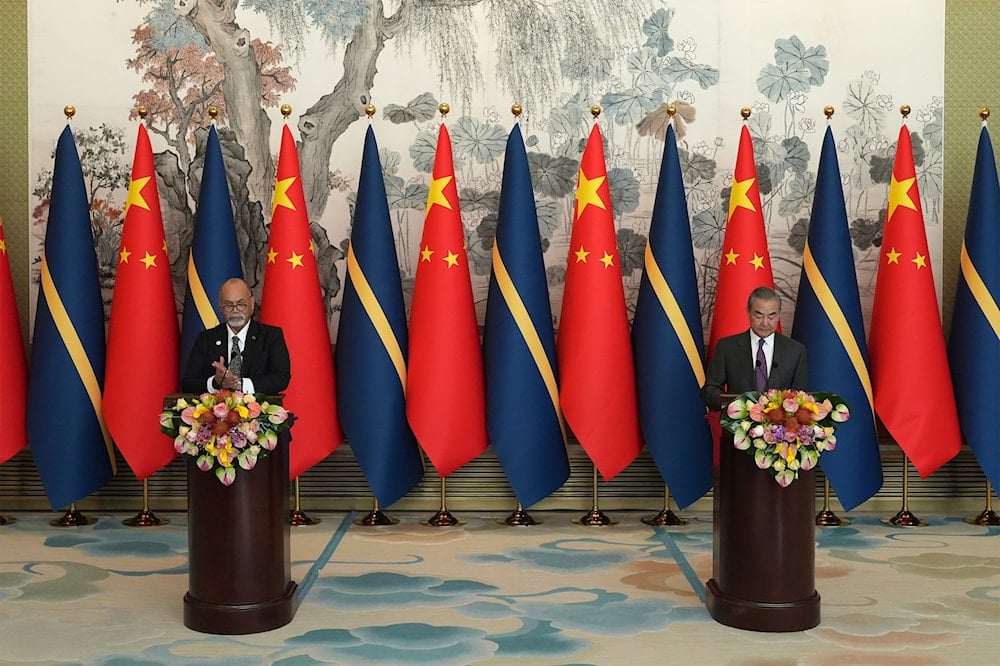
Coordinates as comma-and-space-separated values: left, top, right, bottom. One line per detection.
705, 427, 820, 632
184, 429, 297, 634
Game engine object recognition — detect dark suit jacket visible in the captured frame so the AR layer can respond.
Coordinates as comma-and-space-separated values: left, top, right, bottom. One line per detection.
181, 319, 291, 396
701, 330, 808, 410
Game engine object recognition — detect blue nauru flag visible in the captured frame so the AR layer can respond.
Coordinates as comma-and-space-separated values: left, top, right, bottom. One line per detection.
632, 123, 712, 509
335, 125, 423, 506
483, 124, 570, 507
949, 124, 1000, 492
792, 125, 882, 510
180, 124, 242, 370
27, 125, 116, 508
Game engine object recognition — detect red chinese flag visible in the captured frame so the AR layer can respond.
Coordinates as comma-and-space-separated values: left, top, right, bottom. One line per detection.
556, 124, 642, 480
260, 125, 343, 479
0, 215, 27, 465
103, 124, 179, 479
707, 124, 777, 358
406, 124, 488, 476
869, 125, 961, 477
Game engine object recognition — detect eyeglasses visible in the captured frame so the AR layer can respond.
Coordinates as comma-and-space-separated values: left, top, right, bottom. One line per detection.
221, 300, 249, 312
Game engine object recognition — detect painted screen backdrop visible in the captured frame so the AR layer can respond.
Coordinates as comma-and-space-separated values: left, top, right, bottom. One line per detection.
25, 0, 944, 351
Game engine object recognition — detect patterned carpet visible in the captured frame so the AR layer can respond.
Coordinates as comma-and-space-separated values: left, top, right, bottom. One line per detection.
0, 509, 998, 665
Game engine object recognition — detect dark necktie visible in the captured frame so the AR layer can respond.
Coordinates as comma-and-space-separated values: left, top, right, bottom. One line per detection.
755, 338, 768, 392
229, 335, 243, 381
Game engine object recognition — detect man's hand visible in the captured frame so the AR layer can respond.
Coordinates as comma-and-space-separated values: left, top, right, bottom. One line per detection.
211, 356, 240, 391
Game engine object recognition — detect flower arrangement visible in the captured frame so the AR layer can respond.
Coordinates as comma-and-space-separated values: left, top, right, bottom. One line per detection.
160, 391, 291, 486
720, 389, 850, 487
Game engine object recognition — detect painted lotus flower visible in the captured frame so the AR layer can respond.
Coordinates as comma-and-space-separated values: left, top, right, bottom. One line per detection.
720, 389, 850, 487
160, 390, 292, 485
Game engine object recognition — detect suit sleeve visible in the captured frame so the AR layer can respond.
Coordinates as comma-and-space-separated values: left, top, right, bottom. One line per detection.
181, 331, 214, 393
250, 325, 291, 396
701, 341, 729, 411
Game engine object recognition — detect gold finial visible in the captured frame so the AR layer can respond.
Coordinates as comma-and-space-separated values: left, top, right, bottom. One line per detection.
740, 107, 751, 120
511, 103, 522, 117
280, 104, 292, 118
207, 106, 218, 120
900, 105, 910, 118
823, 105, 834, 119
439, 103, 450, 118
137, 105, 148, 120
980, 107, 990, 121
365, 104, 376, 118
64, 105, 76, 119
590, 105, 601, 119
666, 104, 677, 117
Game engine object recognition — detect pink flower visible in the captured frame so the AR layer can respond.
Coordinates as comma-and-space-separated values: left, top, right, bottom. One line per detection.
213, 403, 229, 419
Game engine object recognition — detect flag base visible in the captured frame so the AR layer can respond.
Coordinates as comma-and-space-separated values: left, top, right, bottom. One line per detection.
0, 514, 14, 526
641, 509, 687, 526
289, 508, 321, 526
123, 509, 168, 527
880, 509, 926, 527
356, 509, 399, 526
964, 509, 1000, 526
815, 508, 849, 527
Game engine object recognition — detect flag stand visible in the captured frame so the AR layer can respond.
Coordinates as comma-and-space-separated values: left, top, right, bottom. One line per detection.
576, 465, 616, 526
964, 481, 1000, 526
289, 478, 320, 526
425, 477, 461, 526
815, 477, 849, 527
50, 503, 96, 527
122, 479, 168, 527
0, 514, 12, 526
502, 502, 538, 526
880, 456, 926, 527
642, 486, 686, 526
356, 497, 398, 526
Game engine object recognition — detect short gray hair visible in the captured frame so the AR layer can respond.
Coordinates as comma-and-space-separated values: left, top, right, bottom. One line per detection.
746, 285, 781, 310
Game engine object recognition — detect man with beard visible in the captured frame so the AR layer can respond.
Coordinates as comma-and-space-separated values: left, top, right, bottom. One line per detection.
181, 278, 291, 395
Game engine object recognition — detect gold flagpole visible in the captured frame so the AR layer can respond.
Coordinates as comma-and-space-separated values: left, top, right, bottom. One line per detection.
424, 476, 460, 526
123, 478, 168, 527
815, 477, 849, 526
289, 477, 321, 526
964, 480, 1000, 526
576, 463, 615, 526
642, 485, 686, 526
357, 496, 398, 526
503, 501, 538, 526
881, 455, 925, 527
51, 502, 97, 527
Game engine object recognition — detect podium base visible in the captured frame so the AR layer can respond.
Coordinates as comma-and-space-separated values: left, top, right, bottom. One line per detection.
184, 581, 298, 635
705, 578, 819, 632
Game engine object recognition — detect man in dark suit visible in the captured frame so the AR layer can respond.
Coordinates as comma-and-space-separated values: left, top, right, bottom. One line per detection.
181, 278, 291, 396
701, 286, 808, 410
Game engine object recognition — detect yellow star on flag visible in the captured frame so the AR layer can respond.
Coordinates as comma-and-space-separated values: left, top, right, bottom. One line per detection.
443, 251, 460, 267
724, 248, 739, 265
887, 175, 918, 221
267, 247, 278, 264
885, 247, 901, 264
272, 176, 297, 215
426, 175, 453, 215
0, 238, 6, 253
309, 239, 316, 254
420, 246, 434, 262
141, 251, 157, 269
727, 177, 756, 220
911, 253, 927, 269
600, 251, 614, 268
749, 253, 765, 271
125, 176, 151, 216
574, 246, 590, 263
119, 246, 131, 264
575, 170, 607, 218
287, 251, 304, 268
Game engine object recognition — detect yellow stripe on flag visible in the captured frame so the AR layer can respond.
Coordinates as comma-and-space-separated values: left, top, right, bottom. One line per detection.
40, 253, 116, 470
187, 257, 220, 328
802, 241, 874, 414
492, 242, 567, 442
960, 241, 1000, 339
346, 243, 407, 390
643, 243, 705, 386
